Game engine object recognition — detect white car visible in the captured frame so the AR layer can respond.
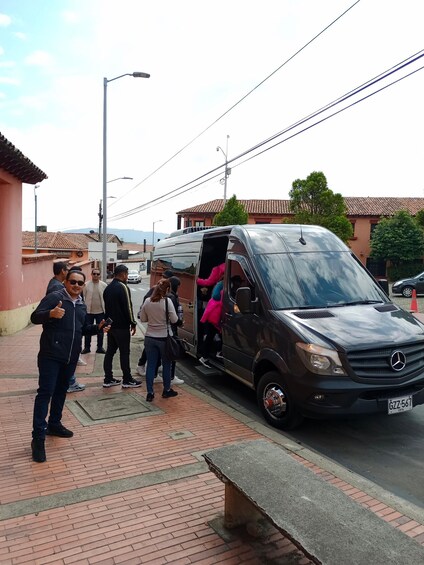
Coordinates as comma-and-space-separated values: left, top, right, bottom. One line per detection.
127, 269, 141, 284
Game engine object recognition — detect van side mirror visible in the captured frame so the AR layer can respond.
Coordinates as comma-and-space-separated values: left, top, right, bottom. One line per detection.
236, 287, 253, 314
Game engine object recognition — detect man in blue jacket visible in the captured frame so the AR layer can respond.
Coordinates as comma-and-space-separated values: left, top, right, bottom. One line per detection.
30, 270, 107, 463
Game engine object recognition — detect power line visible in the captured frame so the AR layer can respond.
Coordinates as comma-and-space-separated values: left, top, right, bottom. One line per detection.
109, 50, 424, 221
109, 0, 362, 211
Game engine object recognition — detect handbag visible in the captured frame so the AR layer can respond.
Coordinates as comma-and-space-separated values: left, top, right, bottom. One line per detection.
164, 298, 187, 361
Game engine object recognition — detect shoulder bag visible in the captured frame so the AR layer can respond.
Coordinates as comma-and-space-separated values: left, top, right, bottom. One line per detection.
164, 298, 187, 361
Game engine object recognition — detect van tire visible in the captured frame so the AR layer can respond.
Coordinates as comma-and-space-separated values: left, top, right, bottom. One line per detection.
257, 371, 303, 430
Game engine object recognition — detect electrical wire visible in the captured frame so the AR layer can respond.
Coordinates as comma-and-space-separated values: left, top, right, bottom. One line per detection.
109, 50, 424, 221
109, 0, 362, 210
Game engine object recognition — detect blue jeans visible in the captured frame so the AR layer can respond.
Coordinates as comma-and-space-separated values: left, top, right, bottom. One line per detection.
84, 313, 104, 350
144, 337, 172, 395
32, 356, 76, 439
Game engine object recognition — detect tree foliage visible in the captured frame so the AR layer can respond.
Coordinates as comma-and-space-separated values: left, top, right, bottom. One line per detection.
288, 171, 353, 243
415, 209, 424, 229
370, 210, 424, 265
213, 195, 248, 226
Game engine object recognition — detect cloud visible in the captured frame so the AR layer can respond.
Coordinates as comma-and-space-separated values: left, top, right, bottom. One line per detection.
61, 11, 79, 23
13, 31, 26, 40
0, 76, 19, 85
0, 61, 15, 68
0, 13, 11, 27
24, 50, 54, 67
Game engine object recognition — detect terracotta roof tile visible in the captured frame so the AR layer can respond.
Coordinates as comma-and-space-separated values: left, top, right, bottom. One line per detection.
0, 132, 47, 184
177, 197, 424, 217
22, 231, 121, 250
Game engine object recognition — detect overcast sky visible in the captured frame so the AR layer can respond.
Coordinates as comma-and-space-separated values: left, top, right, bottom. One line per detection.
1, 0, 423, 237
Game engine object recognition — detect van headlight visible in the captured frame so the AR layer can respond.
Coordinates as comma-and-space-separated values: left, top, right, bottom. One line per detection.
296, 343, 346, 376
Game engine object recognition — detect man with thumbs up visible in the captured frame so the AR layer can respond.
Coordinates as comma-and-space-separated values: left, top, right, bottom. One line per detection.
30, 270, 109, 463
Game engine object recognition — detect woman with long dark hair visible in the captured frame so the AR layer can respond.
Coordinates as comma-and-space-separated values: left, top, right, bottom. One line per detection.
140, 278, 179, 402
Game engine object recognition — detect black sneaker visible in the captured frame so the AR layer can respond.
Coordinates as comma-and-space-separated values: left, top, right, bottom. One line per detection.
162, 389, 178, 398
103, 378, 122, 388
96, 348, 106, 354
46, 424, 73, 438
31, 438, 46, 463
146, 392, 154, 402
81, 348, 91, 354
122, 379, 142, 388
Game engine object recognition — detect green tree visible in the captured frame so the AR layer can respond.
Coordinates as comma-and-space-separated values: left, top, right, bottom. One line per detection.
414, 209, 424, 229
370, 210, 424, 266
213, 195, 248, 226
288, 171, 353, 243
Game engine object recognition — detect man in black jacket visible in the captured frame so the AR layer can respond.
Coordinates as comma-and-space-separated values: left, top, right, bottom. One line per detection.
103, 265, 141, 388
30, 270, 107, 463
45, 261, 68, 294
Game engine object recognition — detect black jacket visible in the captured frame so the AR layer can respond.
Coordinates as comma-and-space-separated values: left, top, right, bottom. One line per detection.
31, 287, 98, 364
103, 278, 136, 329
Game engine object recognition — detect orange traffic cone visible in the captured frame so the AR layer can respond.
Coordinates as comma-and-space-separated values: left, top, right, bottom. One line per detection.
410, 289, 418, 313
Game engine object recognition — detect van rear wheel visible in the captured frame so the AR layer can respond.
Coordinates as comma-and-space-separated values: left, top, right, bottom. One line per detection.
257, 372, 303, 430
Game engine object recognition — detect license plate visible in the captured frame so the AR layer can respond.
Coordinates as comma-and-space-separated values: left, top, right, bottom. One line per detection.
388, 395, 413, 415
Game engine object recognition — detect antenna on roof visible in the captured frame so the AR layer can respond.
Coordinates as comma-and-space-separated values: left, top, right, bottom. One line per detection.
299, 225, 306, 246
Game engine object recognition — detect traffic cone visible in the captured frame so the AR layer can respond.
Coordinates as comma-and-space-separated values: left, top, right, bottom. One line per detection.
410, 289, 418, 313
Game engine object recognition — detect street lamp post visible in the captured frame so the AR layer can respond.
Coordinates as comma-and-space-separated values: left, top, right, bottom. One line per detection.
34, 183, 40, 253
102, 72, 150, 281
216, 134, 230, 206
152, 219, 163, 250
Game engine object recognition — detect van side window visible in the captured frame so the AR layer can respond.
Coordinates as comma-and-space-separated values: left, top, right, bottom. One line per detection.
228, 260, 254, 300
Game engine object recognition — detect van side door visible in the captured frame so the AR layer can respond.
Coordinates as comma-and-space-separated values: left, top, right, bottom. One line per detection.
221, 255, 261, 385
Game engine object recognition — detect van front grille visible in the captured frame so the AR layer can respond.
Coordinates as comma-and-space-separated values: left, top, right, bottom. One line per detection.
347, 342, 424, 379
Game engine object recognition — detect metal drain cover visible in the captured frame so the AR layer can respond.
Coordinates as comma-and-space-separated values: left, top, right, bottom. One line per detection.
67, 393, 163, 426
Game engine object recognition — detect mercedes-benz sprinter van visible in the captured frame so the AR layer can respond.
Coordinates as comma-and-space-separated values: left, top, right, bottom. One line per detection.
151, 224, 424, 429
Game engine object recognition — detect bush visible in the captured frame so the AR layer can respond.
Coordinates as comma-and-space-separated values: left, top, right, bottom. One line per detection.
387, 262, 424, 282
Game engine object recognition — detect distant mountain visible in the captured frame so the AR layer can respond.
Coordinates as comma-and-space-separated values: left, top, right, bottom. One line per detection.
65, 228, 170, 244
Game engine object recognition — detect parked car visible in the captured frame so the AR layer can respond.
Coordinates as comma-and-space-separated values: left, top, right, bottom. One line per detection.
127, 269, 141, 284
392, 272, 424, 297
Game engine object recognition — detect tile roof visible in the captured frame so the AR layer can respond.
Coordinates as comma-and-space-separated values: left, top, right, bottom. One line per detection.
0, 132, 47, 184
22, 232, 121, 250
177, 197, 424, 217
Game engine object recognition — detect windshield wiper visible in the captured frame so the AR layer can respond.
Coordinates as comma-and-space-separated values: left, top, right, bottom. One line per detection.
332, 300, 384, 307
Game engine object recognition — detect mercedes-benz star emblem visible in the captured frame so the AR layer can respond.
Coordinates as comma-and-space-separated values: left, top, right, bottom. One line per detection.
390, 350, 406, 372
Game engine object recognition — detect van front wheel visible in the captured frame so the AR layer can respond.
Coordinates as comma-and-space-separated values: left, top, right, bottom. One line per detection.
257, 372, 303, 430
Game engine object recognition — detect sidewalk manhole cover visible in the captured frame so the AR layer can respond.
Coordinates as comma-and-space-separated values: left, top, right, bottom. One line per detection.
67, 393, 163, 426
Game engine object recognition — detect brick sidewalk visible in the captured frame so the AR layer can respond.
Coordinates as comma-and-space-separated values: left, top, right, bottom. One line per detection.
0, 324, 424, 564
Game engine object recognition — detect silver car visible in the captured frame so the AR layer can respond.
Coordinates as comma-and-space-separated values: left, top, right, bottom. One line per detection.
127, 269, 141, 284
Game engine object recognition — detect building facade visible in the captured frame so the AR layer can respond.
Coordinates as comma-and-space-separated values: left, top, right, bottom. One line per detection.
177, 197, 424, 275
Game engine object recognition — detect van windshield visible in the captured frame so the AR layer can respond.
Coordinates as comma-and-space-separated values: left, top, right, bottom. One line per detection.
256, 251, 388, 309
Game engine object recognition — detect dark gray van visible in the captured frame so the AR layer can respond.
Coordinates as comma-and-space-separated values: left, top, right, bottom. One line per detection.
151, 224, 424, 429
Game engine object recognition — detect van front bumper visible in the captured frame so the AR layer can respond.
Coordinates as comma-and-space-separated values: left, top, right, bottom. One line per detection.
293, 378, 424, 419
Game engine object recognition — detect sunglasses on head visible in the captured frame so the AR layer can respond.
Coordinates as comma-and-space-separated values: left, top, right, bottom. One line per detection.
68, 279, 85, 286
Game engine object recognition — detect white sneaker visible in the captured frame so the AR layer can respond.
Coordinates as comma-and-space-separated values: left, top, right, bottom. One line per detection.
67, 382, 86, 393
137, 365, 146, 376
77, 356, 87, 366
172, 376, 185, 385
199, 357, 211, 368
216, 351, 224, 359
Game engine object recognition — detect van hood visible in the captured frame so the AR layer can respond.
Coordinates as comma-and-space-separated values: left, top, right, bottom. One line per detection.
279, 304, 424, 351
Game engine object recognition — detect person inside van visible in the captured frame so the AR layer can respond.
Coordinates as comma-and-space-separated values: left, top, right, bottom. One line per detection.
198, 277, 224, 367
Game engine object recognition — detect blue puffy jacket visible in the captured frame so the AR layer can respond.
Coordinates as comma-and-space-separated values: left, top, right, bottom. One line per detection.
31, 287, 99, 364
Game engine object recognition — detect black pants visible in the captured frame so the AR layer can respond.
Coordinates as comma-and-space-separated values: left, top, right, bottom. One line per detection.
84, 312, 104, 350
103, 327, 132, 382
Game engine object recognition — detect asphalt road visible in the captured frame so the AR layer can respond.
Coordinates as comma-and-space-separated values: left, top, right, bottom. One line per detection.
130, 278, 424, 510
